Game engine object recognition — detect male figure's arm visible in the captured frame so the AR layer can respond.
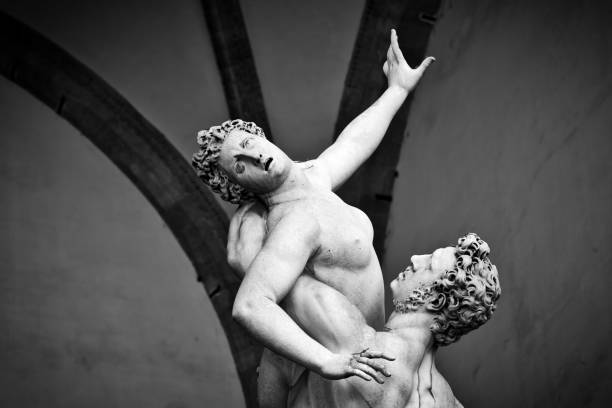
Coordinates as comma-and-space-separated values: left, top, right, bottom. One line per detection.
284, 275, 391, 381
316, 29, 434, 190
231, 210, 390, 382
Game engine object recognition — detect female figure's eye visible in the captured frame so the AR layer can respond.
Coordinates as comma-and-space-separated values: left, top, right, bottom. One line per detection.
235, 162, 245, 174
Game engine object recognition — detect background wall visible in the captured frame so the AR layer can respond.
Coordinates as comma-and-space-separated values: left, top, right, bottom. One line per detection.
0, 0, 610, 407
0, 77, 242, 407
384, 2, 612, 406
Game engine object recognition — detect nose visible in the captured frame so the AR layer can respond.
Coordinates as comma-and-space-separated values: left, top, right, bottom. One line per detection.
411, 254, 432, 270
240, 151, 265, 166
257, 154, 267, 168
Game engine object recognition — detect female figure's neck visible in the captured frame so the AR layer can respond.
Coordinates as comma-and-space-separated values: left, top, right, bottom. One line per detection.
260, 163, 313, 207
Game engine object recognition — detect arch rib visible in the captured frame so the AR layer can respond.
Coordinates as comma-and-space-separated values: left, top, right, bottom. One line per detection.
0, 11, 261, 407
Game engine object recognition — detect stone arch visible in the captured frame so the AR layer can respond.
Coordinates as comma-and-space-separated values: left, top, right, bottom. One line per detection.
0, 11, 260, 407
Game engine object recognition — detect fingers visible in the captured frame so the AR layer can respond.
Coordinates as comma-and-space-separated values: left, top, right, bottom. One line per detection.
417, 56, 436, 75
390, 29, 404, 62
355, 356, 391, 377
386, 43, 394, 64
350, 368, 372, 382
350, 362, 385, 384
360, 349, 395, 361
348, 348, 394, 383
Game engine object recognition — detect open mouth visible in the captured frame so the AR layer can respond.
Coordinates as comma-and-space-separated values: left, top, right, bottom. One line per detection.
264, 157, 273, 171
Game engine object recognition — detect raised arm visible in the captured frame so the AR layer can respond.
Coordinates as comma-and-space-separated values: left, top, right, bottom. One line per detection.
231, 212, 391, 382
317, 29, 434, 190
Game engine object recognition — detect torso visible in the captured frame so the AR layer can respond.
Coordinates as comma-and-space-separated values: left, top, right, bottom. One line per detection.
253, 164, 461, 408
255, 161, 386, 405
266, 167, 385, 329
290, 333, 461, 408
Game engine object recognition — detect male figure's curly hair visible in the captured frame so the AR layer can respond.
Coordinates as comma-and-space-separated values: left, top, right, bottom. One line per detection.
192, 119, 266, 204
393, 233, 501, 346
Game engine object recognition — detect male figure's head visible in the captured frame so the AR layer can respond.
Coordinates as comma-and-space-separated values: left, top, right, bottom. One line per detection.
390, 233, 501, 346
192, 119, 292, 204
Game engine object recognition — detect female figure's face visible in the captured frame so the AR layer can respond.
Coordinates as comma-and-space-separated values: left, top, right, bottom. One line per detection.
218, 129, 292, 194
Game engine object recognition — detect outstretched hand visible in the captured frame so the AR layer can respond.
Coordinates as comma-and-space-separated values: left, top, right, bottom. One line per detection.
383, 29, 435, 92
319, 348, 395, 384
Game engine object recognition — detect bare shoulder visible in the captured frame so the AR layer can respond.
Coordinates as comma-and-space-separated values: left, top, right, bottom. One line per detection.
266, 203, 321, 245
298, 159, 333, 190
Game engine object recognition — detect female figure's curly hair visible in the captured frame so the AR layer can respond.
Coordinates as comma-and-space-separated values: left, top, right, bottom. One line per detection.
393, 233, 501, 346
192, 119, 266, 204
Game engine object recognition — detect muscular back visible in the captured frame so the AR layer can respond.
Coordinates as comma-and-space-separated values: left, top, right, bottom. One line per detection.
292, 350, 461, 408
284, 277, 462, 408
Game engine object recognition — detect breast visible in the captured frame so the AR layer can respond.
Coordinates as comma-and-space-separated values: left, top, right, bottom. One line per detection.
315, 204, 374, 270
300, 195, 384, 325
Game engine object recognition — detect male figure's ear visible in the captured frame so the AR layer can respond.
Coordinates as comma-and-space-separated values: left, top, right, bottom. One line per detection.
427, 293, 447, 312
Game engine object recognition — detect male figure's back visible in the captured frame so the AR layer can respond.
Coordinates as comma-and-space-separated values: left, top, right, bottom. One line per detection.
288, 333, 461, 408
281, 276, 465, 408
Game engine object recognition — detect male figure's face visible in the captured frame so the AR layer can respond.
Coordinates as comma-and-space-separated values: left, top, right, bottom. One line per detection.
218, 129, 292, 194
390, 246, 456, 301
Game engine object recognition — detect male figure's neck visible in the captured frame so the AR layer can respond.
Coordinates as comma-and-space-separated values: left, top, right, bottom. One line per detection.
260, 163, 314, 207
386, 310, 434, 351
386, 310, 440, 400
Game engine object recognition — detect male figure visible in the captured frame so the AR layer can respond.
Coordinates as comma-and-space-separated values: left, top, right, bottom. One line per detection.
229, 229, 500, 407
193, 29, 434, 381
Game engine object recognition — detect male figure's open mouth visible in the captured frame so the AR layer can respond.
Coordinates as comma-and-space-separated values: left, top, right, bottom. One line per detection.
264, 157, 273, 171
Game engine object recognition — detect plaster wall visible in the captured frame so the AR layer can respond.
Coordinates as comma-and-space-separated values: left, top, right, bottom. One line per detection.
0, 0, 241, 406
384, 1, 612, 406
0, 77, 243, 407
